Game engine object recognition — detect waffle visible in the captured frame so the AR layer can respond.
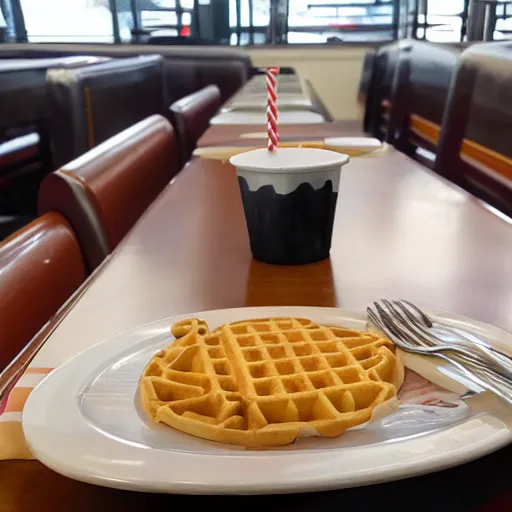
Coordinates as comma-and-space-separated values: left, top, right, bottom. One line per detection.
140, 317, 403, 447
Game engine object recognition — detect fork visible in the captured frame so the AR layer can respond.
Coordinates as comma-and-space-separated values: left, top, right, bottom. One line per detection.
397, 299, 512, 360
367, 306, 512, 405
376, 299, 512, 379
372, 302, 512, 381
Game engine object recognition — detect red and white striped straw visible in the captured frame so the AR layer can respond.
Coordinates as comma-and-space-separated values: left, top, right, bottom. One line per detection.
266, 66, 280, 152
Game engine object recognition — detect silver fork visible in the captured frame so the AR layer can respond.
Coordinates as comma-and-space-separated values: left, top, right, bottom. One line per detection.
373, 301, 512, 381
367, 305, 512, 405
397, 299, 512, 362
377, 299, 512, 379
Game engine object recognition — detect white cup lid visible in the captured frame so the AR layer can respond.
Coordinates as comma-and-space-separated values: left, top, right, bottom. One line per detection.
230, 147, 349, 173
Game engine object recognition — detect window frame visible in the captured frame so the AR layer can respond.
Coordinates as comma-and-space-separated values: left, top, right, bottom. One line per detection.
3, 0, 508, 45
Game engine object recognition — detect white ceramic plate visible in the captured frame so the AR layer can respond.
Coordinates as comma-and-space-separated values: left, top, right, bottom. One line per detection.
23, 306, 512, 495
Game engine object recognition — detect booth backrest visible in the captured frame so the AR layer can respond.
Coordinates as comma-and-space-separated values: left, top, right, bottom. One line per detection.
0, 56, 107, 133
436, 42, 512, 216
38, 115, 180, 271
0, 43, 252, 105
44, 55, 168, 167
170, 85, 221, 163
387, 41, 465, 157
0, 212, 85, 370
364, 41, 411, 139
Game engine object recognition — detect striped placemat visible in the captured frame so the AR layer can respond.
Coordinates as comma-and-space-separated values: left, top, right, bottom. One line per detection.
0, 367, 53, 460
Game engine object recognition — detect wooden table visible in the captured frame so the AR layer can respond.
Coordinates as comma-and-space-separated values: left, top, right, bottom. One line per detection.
2, 148, 512, 511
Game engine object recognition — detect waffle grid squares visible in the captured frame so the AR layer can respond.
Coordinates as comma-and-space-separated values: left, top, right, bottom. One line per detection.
140, 317, 401, 447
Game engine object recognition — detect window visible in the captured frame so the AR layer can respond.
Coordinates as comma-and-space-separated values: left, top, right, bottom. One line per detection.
494, 1, 512, 40
20, 0, 115, 43
229, 0, 270, 45
8, 0, 510, 45
3, 0, 403, 45
135, 0, 195, 39
415, 0, 465, 42
131, 0, 397, 45
286, 0, 396, 43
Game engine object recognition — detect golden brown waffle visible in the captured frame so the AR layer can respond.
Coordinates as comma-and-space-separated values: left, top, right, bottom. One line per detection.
140, 317, 403, 447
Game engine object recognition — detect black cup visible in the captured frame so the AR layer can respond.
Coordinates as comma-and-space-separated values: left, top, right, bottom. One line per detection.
230, 148, 349, 265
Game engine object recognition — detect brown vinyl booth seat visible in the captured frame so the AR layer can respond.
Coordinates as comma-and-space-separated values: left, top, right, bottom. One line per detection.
358, 49, 376, 106
0, 56, 109, 222
170, 85, 221, 163
364, 41, 411, 139
0, 212, 85, 370
435, 42, 512, 216
0, 56, 107, 138
0, 44, 252, 106
38, 115, 180, 271
44, 55, 168, 168
386, 41, 468, 164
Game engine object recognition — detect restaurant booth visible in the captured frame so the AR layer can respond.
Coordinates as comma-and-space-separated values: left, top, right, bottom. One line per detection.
0, 1, 511, 510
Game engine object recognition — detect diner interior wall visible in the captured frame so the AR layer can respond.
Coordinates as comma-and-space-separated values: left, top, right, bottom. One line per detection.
240, 46, 370, 120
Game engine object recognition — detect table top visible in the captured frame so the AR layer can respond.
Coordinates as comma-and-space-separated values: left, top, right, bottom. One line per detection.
2, 148, 512, 511
221, 97, 314, 112
1, 447, 510, 512
198, 120, 364, 147
209, 110, 326, 126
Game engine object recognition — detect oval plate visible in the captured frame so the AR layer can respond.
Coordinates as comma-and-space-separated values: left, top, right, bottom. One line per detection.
22, 306, 512, 494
